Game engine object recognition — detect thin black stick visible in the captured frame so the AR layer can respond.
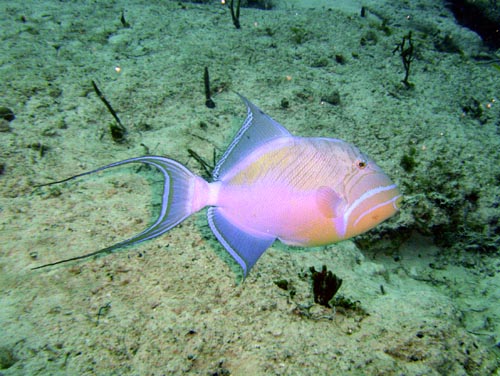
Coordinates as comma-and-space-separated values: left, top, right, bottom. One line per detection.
229, 0, 241, 29
204, 67, 215, 108
91, 80, 126, 132
188, 148, 213, 178
120, 10, 130, 28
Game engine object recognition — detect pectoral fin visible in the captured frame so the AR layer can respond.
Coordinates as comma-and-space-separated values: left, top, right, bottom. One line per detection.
315, 186, 345, 219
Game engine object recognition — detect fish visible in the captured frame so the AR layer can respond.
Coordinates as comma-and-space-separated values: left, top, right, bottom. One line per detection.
34, 94, 402, 277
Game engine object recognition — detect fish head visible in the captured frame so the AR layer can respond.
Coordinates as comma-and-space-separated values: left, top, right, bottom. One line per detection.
335, 146, 401, 239
318, 140, 402, 240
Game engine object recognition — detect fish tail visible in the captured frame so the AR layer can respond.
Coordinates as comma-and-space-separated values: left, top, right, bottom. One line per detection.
140, 156, 208, 229
33, 156, 210, 269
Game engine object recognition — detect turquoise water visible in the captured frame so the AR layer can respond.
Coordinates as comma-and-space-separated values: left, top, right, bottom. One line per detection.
0, 0, 499, 374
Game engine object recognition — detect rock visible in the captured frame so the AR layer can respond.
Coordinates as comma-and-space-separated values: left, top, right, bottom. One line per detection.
0, 107, 15, 121
0, 119, 11, 132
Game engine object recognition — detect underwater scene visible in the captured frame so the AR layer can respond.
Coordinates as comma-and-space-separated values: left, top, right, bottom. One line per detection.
1, 0, 499, 374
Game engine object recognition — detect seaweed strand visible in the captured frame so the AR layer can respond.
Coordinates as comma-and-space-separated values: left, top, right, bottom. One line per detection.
91, 80, 127, 138
229, 0, 241, 29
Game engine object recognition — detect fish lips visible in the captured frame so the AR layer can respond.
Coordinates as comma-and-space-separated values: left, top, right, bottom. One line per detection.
342, 173, 402, 238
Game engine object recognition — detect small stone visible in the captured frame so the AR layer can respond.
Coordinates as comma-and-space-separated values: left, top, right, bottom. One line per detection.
321, 90, 341, 106
0, 345, 18, 369
0, 107, 15, 121
0, 119, 11, 132
335, 54, 346, 64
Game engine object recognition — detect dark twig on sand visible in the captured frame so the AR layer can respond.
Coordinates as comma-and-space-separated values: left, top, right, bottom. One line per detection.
393, 31, 415, 88
204, 67, 215, 108
91, 80, 127, 142
230, 0, 241, 29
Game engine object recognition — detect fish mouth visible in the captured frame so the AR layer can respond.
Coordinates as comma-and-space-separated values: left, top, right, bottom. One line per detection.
343, 181, 402, 238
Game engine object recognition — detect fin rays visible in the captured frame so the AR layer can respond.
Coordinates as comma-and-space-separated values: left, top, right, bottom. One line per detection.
33, 156, 195, 270
212, 94, 291, 180
207, 207, 275, 276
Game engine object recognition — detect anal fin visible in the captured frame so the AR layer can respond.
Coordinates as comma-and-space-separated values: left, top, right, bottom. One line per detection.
207, 208, 275, 277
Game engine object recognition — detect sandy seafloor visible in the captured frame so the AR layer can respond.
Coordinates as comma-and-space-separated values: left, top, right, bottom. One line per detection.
1, 0, 500, 374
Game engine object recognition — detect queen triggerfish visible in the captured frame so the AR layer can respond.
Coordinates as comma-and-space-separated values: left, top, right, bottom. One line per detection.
34, 94, 402, 277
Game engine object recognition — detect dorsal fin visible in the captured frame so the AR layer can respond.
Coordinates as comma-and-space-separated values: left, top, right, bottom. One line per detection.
212, 94, 291, 180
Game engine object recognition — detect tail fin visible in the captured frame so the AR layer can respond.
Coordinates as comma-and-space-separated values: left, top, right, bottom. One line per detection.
33, 156, 200, 269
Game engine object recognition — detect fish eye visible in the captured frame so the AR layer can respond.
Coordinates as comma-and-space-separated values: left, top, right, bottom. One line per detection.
356, 159, 367, 169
